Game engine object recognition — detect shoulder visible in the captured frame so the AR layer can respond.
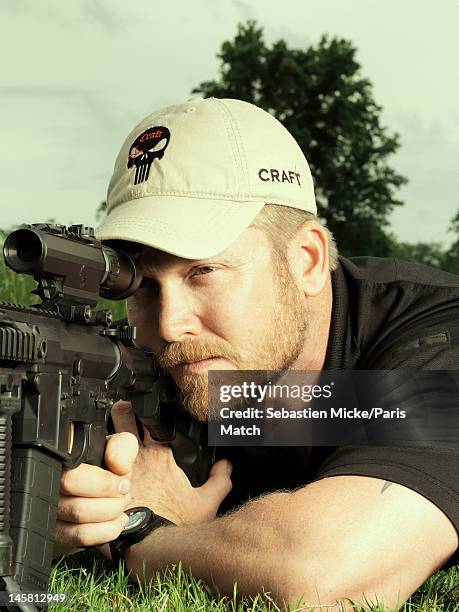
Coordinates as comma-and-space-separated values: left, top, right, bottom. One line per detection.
340, 255, 459, 289
336, 256, 459, 368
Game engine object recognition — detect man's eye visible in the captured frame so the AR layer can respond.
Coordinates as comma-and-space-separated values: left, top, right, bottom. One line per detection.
139, 278, 157, 291
192, 266, 216, 276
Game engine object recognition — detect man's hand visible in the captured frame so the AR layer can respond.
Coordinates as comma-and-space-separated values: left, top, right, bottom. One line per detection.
53, 400, 232, 558
110, 400, 232, 526
53, 431, 138, 557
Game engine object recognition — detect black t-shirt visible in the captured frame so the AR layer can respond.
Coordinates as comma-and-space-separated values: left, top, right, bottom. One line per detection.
216, 256, 459, 567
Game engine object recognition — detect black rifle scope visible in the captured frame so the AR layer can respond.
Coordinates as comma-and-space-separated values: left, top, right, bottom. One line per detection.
3, 223, 143, 305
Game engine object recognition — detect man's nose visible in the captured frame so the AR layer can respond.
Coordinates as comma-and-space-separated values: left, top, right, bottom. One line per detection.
157, 286, 202, 343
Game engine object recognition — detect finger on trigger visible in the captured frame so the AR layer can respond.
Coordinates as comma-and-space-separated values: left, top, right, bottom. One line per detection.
110, 400, 139, 438
104, 431, 139, 476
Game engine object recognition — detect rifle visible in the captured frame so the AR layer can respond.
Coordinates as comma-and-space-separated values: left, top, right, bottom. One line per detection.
0, 223, 215, 611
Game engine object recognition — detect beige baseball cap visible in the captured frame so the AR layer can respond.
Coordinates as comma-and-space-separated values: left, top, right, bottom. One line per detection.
96, 97, 316, 259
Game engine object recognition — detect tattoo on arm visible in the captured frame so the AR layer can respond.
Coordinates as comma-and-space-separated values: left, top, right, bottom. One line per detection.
381, 481, 395, 494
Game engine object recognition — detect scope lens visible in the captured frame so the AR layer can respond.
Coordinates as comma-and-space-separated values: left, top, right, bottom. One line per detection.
3, 229, 44, 271
17, 238, 41, 262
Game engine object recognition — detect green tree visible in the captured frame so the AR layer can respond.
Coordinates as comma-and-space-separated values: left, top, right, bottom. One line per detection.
381, 206, 459, 274
193, 21, 407, 257
441, 208, 459, 274
389, 238, 446, 269
96, 200, 107, 221
0, 227, 38, 305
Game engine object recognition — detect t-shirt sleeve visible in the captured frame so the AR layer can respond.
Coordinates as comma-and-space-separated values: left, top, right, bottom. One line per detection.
312, 445, 459, 568
313, 324, 459, 568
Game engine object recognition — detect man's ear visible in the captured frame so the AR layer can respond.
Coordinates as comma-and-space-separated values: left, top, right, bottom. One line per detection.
288, 221, 329, 297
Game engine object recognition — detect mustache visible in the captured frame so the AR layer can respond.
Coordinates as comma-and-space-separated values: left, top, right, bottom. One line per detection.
152, 340, 240, 369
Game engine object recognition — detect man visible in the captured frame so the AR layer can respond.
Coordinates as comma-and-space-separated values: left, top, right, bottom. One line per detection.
54, 98, 459, 609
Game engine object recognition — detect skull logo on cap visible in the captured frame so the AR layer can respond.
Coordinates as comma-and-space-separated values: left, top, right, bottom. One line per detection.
127, 126, 171, 185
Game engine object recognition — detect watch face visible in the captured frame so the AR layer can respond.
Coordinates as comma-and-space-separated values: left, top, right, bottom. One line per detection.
123, 507, 152, 534
110, 506, 174, 565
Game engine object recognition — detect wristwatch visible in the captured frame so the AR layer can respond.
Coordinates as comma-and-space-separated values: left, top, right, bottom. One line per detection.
110, 506, 174, 567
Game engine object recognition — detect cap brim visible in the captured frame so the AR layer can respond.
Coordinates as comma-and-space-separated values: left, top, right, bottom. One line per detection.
95, 195, 265, 259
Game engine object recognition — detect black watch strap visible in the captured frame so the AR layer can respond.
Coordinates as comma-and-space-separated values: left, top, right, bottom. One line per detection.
110, 506, 174, 567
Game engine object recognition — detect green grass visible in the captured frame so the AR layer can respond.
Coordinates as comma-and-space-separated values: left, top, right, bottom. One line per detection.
47, 549, 459, 611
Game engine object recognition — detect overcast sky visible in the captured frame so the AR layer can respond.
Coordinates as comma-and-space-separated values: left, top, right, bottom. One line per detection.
1, 0, 458, 247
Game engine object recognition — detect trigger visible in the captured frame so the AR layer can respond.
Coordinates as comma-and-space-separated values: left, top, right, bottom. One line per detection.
107, 412, 145, 443
107, 413, 115, 435
134, 413, 146, 443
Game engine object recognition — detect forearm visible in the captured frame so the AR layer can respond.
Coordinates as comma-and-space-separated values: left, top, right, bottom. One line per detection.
126, 491, 301, 601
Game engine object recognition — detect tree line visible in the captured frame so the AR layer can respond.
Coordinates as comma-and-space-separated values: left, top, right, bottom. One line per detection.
2, 21, 458, 310
99, 21, 459, 273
